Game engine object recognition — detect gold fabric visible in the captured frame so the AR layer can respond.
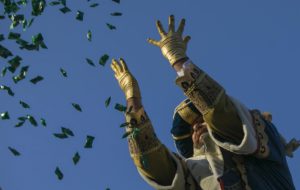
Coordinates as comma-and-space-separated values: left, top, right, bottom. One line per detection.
176, 62, 244, 144
175, 99, 200, 125
147, 15, 190, 66
125, 107, 176, 185
111, 58, 141, 100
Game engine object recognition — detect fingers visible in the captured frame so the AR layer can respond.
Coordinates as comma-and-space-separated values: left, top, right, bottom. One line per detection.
147, 38, 160, 47
168, 15, 175, 32
183, 35, 191, 45
177, 18, 185, 35
119, 58, 128, 71
156, 20, 167, 37
111, 59, 122, 74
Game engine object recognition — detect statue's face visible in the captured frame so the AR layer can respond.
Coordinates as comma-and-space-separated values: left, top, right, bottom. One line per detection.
192, 117, 208, 149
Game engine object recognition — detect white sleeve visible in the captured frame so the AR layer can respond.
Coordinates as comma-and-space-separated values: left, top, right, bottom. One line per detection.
207, 97, 258, 154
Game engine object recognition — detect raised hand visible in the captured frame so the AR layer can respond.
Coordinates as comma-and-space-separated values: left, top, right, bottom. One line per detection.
111, 58, 141, 100
147, 15, 191, 66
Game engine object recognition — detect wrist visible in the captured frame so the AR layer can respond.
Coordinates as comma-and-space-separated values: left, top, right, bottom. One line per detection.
172, 57, 189, 72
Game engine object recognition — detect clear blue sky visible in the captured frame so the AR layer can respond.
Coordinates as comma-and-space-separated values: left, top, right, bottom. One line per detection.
1, 0, 300, 189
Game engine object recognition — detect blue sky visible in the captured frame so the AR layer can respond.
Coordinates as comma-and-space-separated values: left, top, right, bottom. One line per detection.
1, 0, 300, 189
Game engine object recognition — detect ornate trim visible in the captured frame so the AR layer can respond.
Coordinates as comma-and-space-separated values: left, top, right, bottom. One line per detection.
232, 156, 252, 190
251, 110, 270, 159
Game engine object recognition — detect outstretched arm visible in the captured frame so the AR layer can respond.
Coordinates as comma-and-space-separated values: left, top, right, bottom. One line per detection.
148, 15, 244, 145
111, 59, 176, 185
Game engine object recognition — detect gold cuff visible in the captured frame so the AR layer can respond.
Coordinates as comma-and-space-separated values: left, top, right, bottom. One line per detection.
175, 63, 225, 115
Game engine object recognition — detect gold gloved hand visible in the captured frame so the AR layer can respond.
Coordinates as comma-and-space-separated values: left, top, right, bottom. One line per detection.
111, 58, 141, 100
147, 15, 191, 66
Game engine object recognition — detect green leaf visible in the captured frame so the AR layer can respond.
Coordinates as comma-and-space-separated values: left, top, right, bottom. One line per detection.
20, 100, 30, 108
60, 68, 67, 77
89, 3, 99, 7
60, 6, 71, 14
8, 147, 21, 156
8, 32, 21, 40
1, 112, 10, 120
119, 122, 129, 128
0, 44, 13, 59
110, 12, 122, 16
87, 30, 92, 41
49, 1, 60, 6
112, 0, 120, 4
72, 103, 82, 112
53, 133, 68, 139
40, 118, 46, 127
30, 75, 44, 84
72, 152, 80, 165
122, 131, 132, 139
0, 85, 15, 96
99, 54, 109, 66
31, 0, 46, 16
85, 58, 95, 66
27, 115, 38, 126
84, 135, 95, 148
106, 23, 116, 30
61, 127, 74, 136
114, 103, 126, 112
55, 167, 64, 180
105, 96, 111, 107
76, 10, 84, 21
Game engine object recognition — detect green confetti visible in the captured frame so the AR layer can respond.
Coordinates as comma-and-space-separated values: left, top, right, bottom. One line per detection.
8, 56, 22, 73
89, 3, 99, 7
17, 0, 27, 5
119, 122, 129, 128
0, 34, 5, 41
61, 127, 74, 136
1, 112, 10, 120
15, 120, 25, 127
9, 14, 24, 29
122, 131, 132, 139
22, 19, 28, 30
110, 12, 122, 16
114, 103, 126, 112
8, 32, 21, 40
28, 18, 34, 27
30, 75, 44, 84
40, 118, 46, 127
4, 1, 20, 14
0, 44, 13, 59
13, 65, 29, 83
55, 167, 63, 180
60, 6, 71, 14
85, 58, 95, 66
20, 100, 30, 109
76, 10, 84, 21
53, 133, 68, 139
72, 103, 82, 112
18, 116, 27, 121
106, 23, 116, 30
8, 147, 21, 156
84, 135, 95, 148
87, 30, 92, 41
112, 0, 120, 4
1, 67, 8, 77
31, 0, 46, 16
27, 115, 37, 126
17, 38, 38, 51
60, 68, 67, 77
99, 54, 109, 66
132, 127, 140, 138
59, 0, 66, 6
0, 15, 5, 20
72, 152, 80, 165
0, 85, 15, 96
32, 33, 47, 49
49, 1, 60, 6
105, 96, 111, 107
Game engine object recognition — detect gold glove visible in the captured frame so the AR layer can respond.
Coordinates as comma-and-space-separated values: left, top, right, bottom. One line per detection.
147, 15, 191, 66
111, 58, 141, 100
